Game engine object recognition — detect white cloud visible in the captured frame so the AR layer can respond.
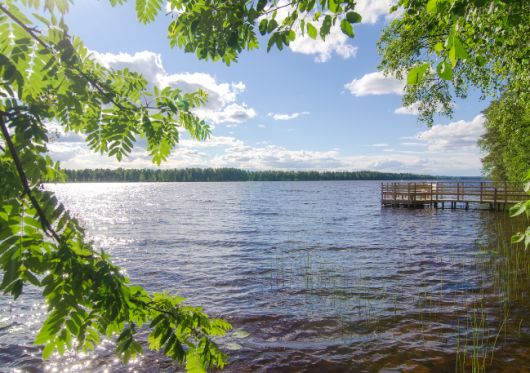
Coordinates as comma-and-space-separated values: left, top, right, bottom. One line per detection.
394, 101, 457, 115
400, 142, 427, 147
205, 103, 257, 124
260, 1, 357, 63
226, 124, 237, 128
383, 149, 395, 152
272, 112, 309, 120
91, 51, 255, 124
372, 143, 388, 147
258, 125, 265, 128
45, 122, 86, 143
355, 0, 402, 24
290, 21, 358, 63
179, 135, 245, 149
211, 145, 343, 170
404, 115, 486, 152
395, 102, 422, 115
49, 131, 483, 175
345, 72, 405, 96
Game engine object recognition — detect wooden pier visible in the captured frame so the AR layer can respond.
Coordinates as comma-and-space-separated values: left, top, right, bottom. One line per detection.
381, 182, 529, 210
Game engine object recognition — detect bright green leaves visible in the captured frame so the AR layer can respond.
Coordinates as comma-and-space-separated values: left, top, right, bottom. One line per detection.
135, 0, 164, 24
510, 174, 530, 249
407, 63, 430, 85
139, 86, 209, 166
42, 341, 56, 359
448, 36, 469, 68
306, 23, 318, 39
1, 2, 227, 372
426, 0, 448, 13
163, 0, 359, 64
436, 61, 453, 80
340, 19, 354, 38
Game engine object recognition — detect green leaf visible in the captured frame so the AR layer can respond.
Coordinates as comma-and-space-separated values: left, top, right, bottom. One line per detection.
319, 15, 332, 40
123, 350, 131, 365
436, 61, 453, 80
42, 342, 55, 360
227, 342, 242, 350
340, 19, 354, 38
346, 12, 362, 24
510, 202, 527, 217
407, 63, 430, 85
259, 19, 268, 36
267, 19, 278, 34
426, 0, 442, 13
306, 23, 317, 39
449, 45, 457, 67
475, 56, 487, 67
453, 37, 469, 59
257, 0, 267, 12
512, 233, 525, 244
434, 43, 444, 51
149, 314, 165, 328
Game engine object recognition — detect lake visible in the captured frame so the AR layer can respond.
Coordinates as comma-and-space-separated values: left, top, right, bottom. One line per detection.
1, 181, 529, 372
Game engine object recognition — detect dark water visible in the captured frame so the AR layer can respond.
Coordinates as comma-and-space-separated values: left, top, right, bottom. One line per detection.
1, 181, 529, 372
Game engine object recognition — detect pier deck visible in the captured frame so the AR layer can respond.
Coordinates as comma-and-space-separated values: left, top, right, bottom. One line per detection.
381, 182, 529, 210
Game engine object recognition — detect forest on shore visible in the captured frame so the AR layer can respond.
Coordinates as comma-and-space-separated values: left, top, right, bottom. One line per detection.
60, 168, 482, 183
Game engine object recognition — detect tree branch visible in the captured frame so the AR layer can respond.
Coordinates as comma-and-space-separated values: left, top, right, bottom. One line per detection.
0, 112, 60, 242
0, 3, 129, 112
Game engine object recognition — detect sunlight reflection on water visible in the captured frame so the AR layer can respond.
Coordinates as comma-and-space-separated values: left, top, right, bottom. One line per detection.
1, 181, 526, 372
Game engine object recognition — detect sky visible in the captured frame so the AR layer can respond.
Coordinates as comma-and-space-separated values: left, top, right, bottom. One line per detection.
46, 0, 492, 176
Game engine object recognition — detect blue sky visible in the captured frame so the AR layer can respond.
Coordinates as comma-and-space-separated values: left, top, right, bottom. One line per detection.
47, 0, 491, 176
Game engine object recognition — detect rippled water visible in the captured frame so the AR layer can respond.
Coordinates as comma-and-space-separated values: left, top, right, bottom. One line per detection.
1, 181, 529, 372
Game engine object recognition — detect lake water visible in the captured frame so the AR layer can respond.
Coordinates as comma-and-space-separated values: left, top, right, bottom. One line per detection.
1, 181, 529, 372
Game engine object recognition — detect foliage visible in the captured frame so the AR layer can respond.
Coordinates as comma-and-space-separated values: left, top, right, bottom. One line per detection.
0, 0, 231, 371
60, 168, 453, 182
378, 0, 530, 125
160, 0, 363, 66
510, 170, 530, 249
478, 93, 530, 182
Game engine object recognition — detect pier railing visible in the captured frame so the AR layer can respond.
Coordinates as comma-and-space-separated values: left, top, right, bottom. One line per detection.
381, 181, 529, 209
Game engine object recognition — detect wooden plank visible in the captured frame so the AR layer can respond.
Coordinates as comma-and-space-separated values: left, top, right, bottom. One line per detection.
380, 181, 529, 209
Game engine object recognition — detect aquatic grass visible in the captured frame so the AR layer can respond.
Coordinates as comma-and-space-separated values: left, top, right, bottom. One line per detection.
258, 210, 530, 371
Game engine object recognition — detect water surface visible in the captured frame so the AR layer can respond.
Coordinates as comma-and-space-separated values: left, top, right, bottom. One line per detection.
1, 181, 528, 372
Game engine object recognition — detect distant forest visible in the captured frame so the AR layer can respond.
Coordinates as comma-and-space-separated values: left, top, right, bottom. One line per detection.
60, 168, 480, 183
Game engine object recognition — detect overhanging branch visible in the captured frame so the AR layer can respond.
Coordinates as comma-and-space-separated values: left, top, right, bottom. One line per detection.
0, 112, 60, 242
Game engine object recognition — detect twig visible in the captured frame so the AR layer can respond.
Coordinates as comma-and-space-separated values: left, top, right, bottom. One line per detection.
0, 112, 60, 242
0, 3, 129, 112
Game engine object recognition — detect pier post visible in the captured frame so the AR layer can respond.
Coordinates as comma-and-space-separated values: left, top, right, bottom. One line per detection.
465, 202, 469, 210
494, 187, 497, 210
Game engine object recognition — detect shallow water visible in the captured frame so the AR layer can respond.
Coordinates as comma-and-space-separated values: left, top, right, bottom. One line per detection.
1, 181, 529, 372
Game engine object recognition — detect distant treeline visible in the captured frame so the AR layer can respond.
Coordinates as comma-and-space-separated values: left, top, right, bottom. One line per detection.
60, 168, 478, 183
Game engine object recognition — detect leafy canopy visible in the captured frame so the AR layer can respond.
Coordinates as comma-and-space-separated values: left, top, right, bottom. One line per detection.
162, 0, 363, 65
0, 0, 233, 371
478, 93, 530, 182
378, 0, 530, 125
